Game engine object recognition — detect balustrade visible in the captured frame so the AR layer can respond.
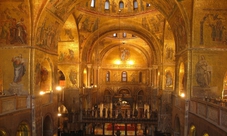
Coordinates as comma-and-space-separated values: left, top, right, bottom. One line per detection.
81, 108, 158, 125
173, 95, 227, 132
0, 94, 30, 115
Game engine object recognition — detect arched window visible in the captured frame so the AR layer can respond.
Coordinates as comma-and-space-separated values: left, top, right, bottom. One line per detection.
121, 71, 127, 82
91, 0, 95, 7
58, 70, 65, 86
133, 0, 138, 9
203, 133, 209, 136
17, 122, 30, 136
123, 32, 127, 38
105, 0, 110, 10
119, 0, 124, 9
189, 125, 196, 136
146, 3, 151, 7
139, 72, 142, 83
113, 33, 117, 37
106, 71, 110, 82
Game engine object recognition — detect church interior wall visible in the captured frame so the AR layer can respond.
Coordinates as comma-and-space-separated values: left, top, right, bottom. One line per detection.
1, 0, 227, 136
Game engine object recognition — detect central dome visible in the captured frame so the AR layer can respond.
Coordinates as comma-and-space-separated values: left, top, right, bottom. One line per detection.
76, 0, 157, 17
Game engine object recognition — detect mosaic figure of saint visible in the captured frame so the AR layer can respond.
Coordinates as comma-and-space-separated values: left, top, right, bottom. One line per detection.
12, 54, 26, 83
195, 55, 211, 87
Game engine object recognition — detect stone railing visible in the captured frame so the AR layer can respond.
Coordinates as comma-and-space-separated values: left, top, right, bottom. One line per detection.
40, 92, 53, 105
0, 94, 30, 115
82, 116, 158, 125
190, 98, 227, 132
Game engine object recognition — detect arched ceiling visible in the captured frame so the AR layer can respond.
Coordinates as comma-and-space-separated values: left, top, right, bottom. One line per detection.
55, 0, 180, 67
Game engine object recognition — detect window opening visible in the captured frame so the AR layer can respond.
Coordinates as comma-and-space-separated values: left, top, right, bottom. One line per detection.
122, 71, 127, 82
119, 0, 124, 9
106, 71, 110, 82
123, 32, 127, 38
133, 0, 138, 9
105, 0, 110, 10
113, 33, 117, 37
146, 3, 151, 7
91, 0, 95, 7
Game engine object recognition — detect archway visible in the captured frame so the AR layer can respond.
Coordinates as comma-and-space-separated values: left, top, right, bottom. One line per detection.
189, 125, 196, 136
173, 115, 180, 136
43, 115, 53, 136
40, 59, 52, 93
0, 129, 7, 136
58, 70, 66, 87
58, 105, 68, 135
203, 132, 209, 136
178, 62, 185, 97
16, 122, 30, 136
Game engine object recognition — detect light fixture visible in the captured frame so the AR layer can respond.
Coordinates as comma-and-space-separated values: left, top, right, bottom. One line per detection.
83, 69, 87, 74
39, 91, 45, 95
180, 92, 185, 98
56, 86, 62, 91
127, 60, 134, 65
115, 60, 121, 65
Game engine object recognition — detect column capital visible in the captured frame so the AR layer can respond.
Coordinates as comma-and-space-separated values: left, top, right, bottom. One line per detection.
87, 64, 92, 68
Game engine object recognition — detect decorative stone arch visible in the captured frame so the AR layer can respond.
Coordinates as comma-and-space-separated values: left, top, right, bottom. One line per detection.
117, 87, 131, 97
83, 23, 161, 65
103, 88, 114, 103
0, 127, 8, 136
100, 43, 150, 67
137, 90, 145, 101
33, 0, 188, 54
58, 69, 66, 86
188, 124, 196, 136
16, 121, 31, 136
57, 104, 68, 133
114, 87, 133, 107
176, 57, 186, 97
40, 58, 54, 92
43, 114, 54, 136
202, 132, 209, 136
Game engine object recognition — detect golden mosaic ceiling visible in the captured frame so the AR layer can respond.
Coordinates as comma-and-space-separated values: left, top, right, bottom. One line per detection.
55, 0, 177, 65
70, 0, 173, 63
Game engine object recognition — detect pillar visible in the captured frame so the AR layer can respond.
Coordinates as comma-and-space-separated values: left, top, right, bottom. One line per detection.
112, 123, 115, 136
135, 123, 137, 136
87, 64, 92, 87
93, 66, 98, 86
125, 123, 127, 136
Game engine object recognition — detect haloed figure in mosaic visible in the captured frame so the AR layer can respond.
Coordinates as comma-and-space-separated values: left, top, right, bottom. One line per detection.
12, 54, 26, 83
195, 55, 211, 87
